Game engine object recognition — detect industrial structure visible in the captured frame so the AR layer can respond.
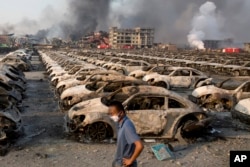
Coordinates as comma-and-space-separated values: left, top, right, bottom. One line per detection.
203, 38, 233, 49
244, 43, 250, 52
109, 27, 154, 49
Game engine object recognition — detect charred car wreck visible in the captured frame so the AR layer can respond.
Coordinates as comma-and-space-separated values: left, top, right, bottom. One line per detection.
65, 86, 211, 142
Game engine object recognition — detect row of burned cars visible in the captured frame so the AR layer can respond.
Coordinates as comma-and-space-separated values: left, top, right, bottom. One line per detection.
41, 50, 250, 142
109, 50, 250, 77
0, 49, 33, 145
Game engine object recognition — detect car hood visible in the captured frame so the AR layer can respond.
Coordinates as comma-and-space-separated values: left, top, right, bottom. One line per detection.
68, 98, 108, 119
142, 72, 159, 81
56, 78, 78, 88
192, 85, 229, 97
129, 70, 144, 75
51, 73, 72, 82
60, 85, 93, 99
235, 98, 250, 115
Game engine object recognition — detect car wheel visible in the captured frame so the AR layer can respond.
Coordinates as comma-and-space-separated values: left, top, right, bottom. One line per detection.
176, 118, 201, 143
85, 122, 108, 142
233, 71, 240, 76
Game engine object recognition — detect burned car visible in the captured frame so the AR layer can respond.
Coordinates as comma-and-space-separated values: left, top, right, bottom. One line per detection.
0, 81, 22, 104
66, 86, 210, 142
190, 80, 250, 112
0, 64, 26, 92
143, 67, 210, 89
1, 55, 31, 71
220, 61, 250, 76
129, 65, 172, 79
51, 66, 101, 87
231, 98, 250, 125
59, 79, 147, 111
109, 60, 151, 74
55, 71, 123, 95
0, 99, 22, 142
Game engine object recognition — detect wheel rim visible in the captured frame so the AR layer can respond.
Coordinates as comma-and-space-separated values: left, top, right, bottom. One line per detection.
233, 71, 240, 76
85, 122, 107, 141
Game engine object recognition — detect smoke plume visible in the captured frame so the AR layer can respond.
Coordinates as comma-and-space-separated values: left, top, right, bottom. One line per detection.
109, 0, 250, 44
187, 1, 223, 49
1, 0, 250, 44
62, 0, 111, 40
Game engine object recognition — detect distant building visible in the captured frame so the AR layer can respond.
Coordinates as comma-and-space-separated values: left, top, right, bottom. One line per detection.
109, 27, 154, 49
203, 38, 234, 49
0, 34, 14, 47
244, 43, 250, 52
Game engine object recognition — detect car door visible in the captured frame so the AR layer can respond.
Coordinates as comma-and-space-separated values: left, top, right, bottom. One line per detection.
161, 97, 188, 136
191, 70, 203, 85
124, 95, 167, 136
170, 69, 192, 88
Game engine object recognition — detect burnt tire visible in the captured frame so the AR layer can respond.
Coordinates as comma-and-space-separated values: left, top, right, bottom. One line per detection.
84, 122, 108, 142
176, 116, 205, 143
180, 119, 200, 140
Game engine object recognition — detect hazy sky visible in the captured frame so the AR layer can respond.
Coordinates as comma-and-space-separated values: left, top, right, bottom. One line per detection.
0, 0, 67, 23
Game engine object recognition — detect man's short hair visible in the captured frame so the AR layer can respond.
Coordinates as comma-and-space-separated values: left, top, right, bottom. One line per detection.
108, 101, 125, 113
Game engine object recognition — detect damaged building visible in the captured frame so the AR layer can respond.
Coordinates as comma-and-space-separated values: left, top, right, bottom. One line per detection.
203, 38, 234, 50
244, 43, 250, 52
109, 27, 154, 49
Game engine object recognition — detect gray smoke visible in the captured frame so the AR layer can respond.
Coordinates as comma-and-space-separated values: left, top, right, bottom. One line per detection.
0, 1, 112, 40
110, 0, 250, 44
61, 0, 111, 40
1, 0, 250, 44
187, 1, 223, 49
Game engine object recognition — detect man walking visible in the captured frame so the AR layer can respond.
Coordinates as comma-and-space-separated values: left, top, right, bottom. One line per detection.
109, 101, 144, 167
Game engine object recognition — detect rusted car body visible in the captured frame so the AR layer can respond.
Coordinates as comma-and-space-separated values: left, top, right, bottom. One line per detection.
59, 79, 147, 111
55, 71, 123, 95
51, 67, 101, 87
129, 65, 172, 79
0, 64, 26, 92
219, 61, 250, 76
66, 86, 210, 141
143, 67, 209, 89
1, 54, 31, 71
231, 98, 250, 125
0, 99, 22, 142
110, 60, 151, 74
191, 81, 250, 111
0, 81, 22, 103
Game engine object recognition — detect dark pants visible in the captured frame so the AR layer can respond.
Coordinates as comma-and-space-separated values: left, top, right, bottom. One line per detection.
112, 160, 137, 167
